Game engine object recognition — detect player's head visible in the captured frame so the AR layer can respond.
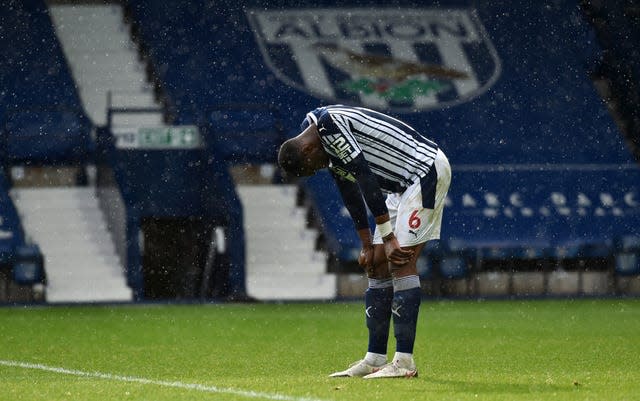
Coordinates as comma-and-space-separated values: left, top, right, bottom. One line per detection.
278, 124, 329, 177
278, 139, 310, 176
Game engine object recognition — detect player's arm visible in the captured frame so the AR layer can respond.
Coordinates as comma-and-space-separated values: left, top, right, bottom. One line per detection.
330, 170, 375, 268
315, 110, 411, 265
347, 154, 414, 265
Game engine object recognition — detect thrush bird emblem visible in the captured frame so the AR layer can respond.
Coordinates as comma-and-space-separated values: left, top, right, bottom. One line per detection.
313, 43, 469, 82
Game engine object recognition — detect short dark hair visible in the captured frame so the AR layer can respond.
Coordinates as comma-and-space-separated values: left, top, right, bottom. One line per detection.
278, 139, 305, 176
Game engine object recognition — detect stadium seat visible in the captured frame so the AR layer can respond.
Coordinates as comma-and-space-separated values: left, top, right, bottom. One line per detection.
12, 244, 45, 286
615, 253, 640, 276
302, 170, 363, 262
438, 254, 471, 280
580, 1, 640, 163
3, 109, 92, 164
613, 235, 640, 276
446, 168, 640, 257
0, 171, 25, 262
1, 0, 92, 164
0, 171, 45, 293
201, 104, 286, 164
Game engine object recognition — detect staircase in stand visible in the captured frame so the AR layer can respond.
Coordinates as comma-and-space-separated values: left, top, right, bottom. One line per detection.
11, 187, 132, 303
237, 185, 336, 301
49, 3, 164, 127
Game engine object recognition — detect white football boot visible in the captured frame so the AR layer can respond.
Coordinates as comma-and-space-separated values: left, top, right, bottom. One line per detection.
329, 359, 386, 377
363, 357, 418, 379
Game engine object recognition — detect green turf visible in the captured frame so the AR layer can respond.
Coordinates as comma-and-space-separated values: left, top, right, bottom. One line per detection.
1, 299, 639, 401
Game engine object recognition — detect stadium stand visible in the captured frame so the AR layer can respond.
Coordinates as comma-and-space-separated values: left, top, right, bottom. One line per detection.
12, 186, 131, 303
125, 0, 640, 296
201, 104, 285, 164
2, 0, 639, 301
94, 122, 248, 300
3, 0, 238, 302
128, 0, 340, 300
48, 3, 165, 127
581, 0, 640, 163
1, 0, 89, 301
1, 0, 92, 164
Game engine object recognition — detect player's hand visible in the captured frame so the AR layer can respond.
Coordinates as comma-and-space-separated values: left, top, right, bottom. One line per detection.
356, 228, 374, 270
358, 245, 374, 269
382, 233, 414, 265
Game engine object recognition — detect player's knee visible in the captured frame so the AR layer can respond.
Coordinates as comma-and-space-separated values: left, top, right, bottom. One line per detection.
365, 261, 391, 279
389, 262, 419, 278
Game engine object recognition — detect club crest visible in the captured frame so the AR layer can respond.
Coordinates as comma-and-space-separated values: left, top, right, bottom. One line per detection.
247, 8, 501, 112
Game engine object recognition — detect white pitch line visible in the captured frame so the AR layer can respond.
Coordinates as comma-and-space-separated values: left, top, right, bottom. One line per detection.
0, 360, 330, 401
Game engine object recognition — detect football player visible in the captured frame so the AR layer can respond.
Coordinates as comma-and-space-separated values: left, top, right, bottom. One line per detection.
278, 105, 451, 378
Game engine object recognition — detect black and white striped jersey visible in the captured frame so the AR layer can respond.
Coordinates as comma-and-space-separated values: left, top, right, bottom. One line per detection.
304, 105, 439, 193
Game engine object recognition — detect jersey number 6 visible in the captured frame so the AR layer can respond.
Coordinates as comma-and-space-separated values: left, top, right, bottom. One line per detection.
409, 210, 421, 229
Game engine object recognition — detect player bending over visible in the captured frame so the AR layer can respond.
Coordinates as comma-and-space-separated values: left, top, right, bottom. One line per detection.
278, 105, 451, 379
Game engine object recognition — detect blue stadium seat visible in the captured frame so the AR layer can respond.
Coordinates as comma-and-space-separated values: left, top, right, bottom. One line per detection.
128, 0, 304, 151
201, 104, 285, 164
110, 149, 206, 217
13, 244, 45, 286
613, 234, 640, 276
0, 171, 44, 286
3, 109, 92, 164
0, 0, 91, 165
615, 253, 640, 276
0, 171, 25, 264
439, 254, 471, 280
302, 171, 362, 262
446, 167, 640, 259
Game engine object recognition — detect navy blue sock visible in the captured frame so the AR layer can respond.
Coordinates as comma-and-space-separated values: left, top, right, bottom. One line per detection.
365, 279, 394, 355
392, 276, 422, 354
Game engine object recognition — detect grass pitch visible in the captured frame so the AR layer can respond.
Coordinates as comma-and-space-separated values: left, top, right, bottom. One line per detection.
1, 299, 639, 401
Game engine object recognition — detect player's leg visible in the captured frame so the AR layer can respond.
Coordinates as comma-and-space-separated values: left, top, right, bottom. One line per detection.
358, 198, 406, 370
328, 251, 393, 377
363, 246, 394, 366
365, 183, 426, 378
366, 152, 451, 379
329, 198, 398, 377
361, 243, 424, 379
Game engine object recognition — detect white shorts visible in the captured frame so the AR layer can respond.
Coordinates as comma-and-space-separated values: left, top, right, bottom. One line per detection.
373, 149, 451, 247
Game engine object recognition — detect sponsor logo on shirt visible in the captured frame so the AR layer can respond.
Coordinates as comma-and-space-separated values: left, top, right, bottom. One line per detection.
329, 136, 355, 160
331, 165, 357, 182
